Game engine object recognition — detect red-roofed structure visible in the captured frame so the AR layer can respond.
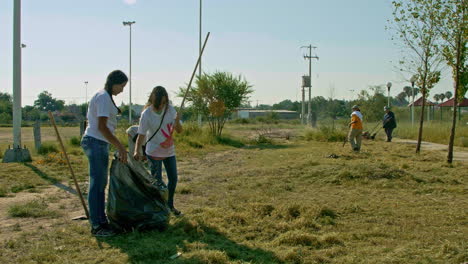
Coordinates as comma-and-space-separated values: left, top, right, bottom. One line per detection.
437, 97, 468, 107
407, 97, 436, 107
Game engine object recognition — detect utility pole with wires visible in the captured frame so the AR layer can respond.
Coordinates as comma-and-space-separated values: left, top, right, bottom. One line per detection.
197, 0, 203, 127
301, 45, 319, 127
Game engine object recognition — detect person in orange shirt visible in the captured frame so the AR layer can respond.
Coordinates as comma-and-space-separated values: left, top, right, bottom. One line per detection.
348, 105, 363, 152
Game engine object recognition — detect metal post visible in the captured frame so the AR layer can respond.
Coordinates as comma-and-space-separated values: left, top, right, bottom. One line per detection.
411, 82, 415, 126
198, 0, 203, 127
199, 0, 202, 78
123, 21, 135, 123
301, 45, 318, 127
129, 24, 132, 124
388, 90, 390, 107
13, 0, 21, 149
301, 87, 305, 124
308, 45, 311, 126
84, 81, 88, 117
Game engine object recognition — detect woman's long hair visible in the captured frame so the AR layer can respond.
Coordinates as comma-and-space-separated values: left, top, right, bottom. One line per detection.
104, 70, 128, 114
144, 86, 169, 111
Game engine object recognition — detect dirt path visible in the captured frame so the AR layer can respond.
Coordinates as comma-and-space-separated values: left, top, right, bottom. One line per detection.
393, 138, 468, 162
0, 186, 84, 241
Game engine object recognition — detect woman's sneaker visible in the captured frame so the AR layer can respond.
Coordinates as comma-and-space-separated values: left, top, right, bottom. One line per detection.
91, 225, 116, 237
153, 180, 167, 190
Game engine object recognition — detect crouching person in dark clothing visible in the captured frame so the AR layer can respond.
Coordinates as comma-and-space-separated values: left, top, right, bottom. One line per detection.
383, 106, 396, 142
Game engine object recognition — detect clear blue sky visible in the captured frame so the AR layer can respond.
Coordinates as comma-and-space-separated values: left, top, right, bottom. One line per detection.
0, 0, 453, 107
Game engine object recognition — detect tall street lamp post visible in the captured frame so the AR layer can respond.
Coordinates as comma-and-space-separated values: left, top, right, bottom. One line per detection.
3, 0, 31, 162
386, 82, 392, 107
410, 75, 417, 126
123, 21, 135, 123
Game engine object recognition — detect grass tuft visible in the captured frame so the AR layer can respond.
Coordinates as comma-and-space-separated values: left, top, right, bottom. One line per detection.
276, 231, 322, 247
68, 136, 81, 147
8, 199, 60, 218
37, 143, 59, 155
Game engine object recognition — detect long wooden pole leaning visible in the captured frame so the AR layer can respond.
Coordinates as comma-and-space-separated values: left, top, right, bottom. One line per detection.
48, 111, 90, 219
179, 32, 210, 110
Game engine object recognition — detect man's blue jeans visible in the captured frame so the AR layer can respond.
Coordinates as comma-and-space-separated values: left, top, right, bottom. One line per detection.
81, 135, 109, 228
147, 156, 178, 209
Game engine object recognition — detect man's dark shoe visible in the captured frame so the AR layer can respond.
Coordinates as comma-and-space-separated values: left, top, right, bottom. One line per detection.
170, 207, 183, 217
91, 225, 116, 237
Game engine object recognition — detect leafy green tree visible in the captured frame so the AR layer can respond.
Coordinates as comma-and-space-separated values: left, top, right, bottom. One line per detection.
0, 92, 12, 123
22, 105, 40, 121
181, 72, 253, 136
434, 0, 467, 163
354, 85, 387, 122
403, 86, 412, 102
256, 104, 272, 110
439, 93, 446, 102
396, 91, 409, 105
391, 0, 444, 153
444, 91, 453, 100
433, 94, 441, 103
272, 99, 295, 110
34, 91, 65, 112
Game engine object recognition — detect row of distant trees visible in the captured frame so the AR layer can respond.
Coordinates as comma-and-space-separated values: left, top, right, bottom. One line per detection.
0, 91, 138, 125
0, 83, 458, 126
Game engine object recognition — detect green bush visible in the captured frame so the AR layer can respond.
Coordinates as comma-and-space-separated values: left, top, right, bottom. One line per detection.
230, 118, 251, 124
69, 136, 81, 146
37, 143, 59, 155
305, 125, 347, 142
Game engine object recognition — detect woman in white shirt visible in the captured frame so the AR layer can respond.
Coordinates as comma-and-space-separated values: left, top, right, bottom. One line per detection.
81, 70, 128, 236
134, 86, 183, 216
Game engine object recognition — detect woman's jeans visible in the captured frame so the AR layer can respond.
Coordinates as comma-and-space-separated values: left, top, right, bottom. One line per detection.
147, 156, 178, 209
81, 135, 109, 228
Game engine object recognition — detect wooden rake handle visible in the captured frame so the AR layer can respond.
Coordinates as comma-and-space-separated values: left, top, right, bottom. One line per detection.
179, 32, 211, 111
48, 111, 89, 220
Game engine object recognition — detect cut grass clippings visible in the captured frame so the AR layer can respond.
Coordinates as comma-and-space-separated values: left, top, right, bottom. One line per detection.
0, 123, 466, 263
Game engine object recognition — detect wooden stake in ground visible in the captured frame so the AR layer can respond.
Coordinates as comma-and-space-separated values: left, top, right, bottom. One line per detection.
179, 32, 210, 111
48, 111, 89, 220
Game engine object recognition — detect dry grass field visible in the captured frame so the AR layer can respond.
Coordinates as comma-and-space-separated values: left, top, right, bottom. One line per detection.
0, 123, 466, 263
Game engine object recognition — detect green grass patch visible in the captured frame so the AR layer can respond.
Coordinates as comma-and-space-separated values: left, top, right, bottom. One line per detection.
37, 143, 59, 155
305, 125, 347, 142
68, 136, 81, 147
8, 199, 60, 218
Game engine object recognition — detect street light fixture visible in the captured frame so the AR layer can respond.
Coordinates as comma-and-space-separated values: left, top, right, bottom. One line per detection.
123, 21, 135, 123
410, 75, 418, 126
386, 82, 392, 107
84, 81, 88, 114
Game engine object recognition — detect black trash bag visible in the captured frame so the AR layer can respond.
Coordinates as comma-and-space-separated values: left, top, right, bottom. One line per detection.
107, 153, 170, 232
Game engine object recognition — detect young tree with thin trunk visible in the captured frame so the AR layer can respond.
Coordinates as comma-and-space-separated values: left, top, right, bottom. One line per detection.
434, 0, 467, 163
391, 0, 444, 153
181, 72, 253, 136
